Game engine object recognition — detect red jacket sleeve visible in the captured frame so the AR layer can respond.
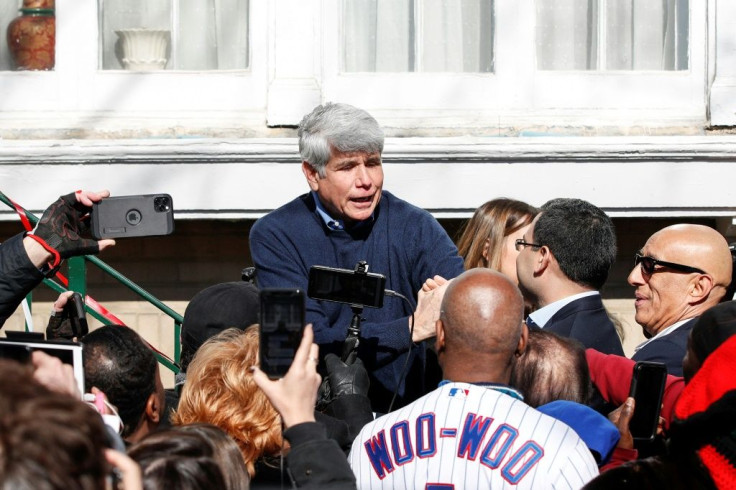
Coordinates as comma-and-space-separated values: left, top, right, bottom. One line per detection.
586, 348, 685, 430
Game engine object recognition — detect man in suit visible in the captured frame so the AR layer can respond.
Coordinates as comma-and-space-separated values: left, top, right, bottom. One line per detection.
628, 224, 732, 375
516, 198, 624, 355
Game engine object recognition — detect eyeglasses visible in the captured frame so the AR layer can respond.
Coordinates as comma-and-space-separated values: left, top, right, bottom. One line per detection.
515, 239, 542, 252
634, 253, 706, 276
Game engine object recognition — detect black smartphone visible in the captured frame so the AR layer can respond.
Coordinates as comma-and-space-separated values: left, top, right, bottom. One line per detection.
628, 361, 668, 441
91, 194, 175, 239
64, 292, 89, 338
307, 265, 386, 308
0, 338, 85, 395
259, 289, 305, 379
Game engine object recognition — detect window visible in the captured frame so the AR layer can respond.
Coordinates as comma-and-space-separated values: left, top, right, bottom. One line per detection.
0, 0, 266, 135
536, 0, 689, 71
100, 0, 250, 71
342, 0, 493, 72
322, 0, 706, 131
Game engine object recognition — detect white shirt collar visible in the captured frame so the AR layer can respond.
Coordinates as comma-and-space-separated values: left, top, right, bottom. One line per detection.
528, 291, 599, 328
633, 318, 693, 353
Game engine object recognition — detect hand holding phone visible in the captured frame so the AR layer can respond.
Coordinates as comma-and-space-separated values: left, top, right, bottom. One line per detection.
252, 324, 321, 429
64, 292, 89, 338
628, 361, 668, 441
259, 289, 306, 379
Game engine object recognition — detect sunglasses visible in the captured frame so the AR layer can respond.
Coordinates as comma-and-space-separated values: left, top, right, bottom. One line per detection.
634, 253, 706, 276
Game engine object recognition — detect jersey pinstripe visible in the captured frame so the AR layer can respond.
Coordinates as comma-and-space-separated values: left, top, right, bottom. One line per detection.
348, 382, 599, 489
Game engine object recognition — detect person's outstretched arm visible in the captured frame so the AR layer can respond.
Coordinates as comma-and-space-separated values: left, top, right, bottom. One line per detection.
0, 190, 115, 328
253, 324, 357, 489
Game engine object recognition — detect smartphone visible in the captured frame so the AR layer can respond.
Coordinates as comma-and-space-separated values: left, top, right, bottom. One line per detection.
64, 292, 89, 338
0, 338, 85, 396
307, 265, 386, 308
628, 361, 668, 441
259, 289, 305, 379
91, 194, 175, 239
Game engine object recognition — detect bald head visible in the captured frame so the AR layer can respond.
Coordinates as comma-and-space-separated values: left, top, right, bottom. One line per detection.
439, 268, 525, 359
648, 225, 732, 287
629, 224, 733, 335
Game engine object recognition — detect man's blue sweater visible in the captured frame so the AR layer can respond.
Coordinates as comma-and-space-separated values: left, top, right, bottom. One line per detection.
250, 191, 464, 411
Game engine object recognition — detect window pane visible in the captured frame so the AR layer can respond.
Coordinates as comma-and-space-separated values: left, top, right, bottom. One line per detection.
342, 0, 493, 73
100, 0, 249, 71
536, 0, 689, 71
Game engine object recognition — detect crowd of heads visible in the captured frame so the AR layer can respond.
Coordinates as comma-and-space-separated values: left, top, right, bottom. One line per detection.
2, 103, 736, 489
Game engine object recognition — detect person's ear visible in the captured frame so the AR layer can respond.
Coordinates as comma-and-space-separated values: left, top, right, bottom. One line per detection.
689, 274, 715, 303
435, 319, 446, 354
533, 246, 552, 275
515, 323, 528, 357
481, 239, 491, 265
145, 392, 161, 424
302, 161, 320, 191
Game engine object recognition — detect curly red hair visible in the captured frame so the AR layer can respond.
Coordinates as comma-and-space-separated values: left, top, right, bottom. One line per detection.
173, 326, 284, 477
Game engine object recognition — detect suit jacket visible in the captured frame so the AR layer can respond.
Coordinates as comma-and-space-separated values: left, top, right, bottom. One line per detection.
631, 317, 696, 377
542, 295, 625, 356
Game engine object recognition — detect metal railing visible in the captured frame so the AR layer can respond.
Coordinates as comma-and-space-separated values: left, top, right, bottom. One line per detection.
0, 191, 181, 374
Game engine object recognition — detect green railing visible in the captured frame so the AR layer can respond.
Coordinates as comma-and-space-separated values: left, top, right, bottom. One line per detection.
0, 191, 181, 374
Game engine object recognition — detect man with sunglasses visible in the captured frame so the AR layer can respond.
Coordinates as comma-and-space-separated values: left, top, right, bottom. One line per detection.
629, 224, 732, 376
515, 198, 624, 355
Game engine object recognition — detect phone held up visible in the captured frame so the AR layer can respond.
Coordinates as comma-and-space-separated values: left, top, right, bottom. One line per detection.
91, 194, 174, 239
259, 288, 305, 379
628, 361, 668, 441
64, 292, 89, 338
307, 265, 386, 308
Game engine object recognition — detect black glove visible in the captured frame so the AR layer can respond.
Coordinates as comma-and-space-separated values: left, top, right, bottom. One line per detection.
28, 192, 99, 268
324, 353, 370, 398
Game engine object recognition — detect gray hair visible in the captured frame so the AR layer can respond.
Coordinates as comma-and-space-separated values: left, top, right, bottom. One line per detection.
298, 102, 384, 176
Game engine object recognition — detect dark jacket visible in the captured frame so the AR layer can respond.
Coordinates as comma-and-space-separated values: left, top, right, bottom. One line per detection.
632, 318, 696, 377
0, 233, 45, 328
543, 294, 625, 356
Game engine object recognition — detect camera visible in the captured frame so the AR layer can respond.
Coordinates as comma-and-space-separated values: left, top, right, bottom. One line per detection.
307, 265, 386, 308
154, 196, 171, 212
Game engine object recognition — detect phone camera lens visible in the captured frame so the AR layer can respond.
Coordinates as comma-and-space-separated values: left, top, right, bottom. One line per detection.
126, 209, 142, 226
154, 196, 171, 213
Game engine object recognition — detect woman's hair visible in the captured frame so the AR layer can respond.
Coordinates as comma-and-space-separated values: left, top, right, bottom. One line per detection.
510, 329, 591, 408
128, 427, 233, 490
172, 326, 283, 477
128, 423, 250, 490
176, 423, 251, 490
455, 198, 538, 270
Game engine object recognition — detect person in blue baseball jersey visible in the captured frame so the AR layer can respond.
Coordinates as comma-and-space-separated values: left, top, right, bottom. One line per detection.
349, 268, 599, 489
